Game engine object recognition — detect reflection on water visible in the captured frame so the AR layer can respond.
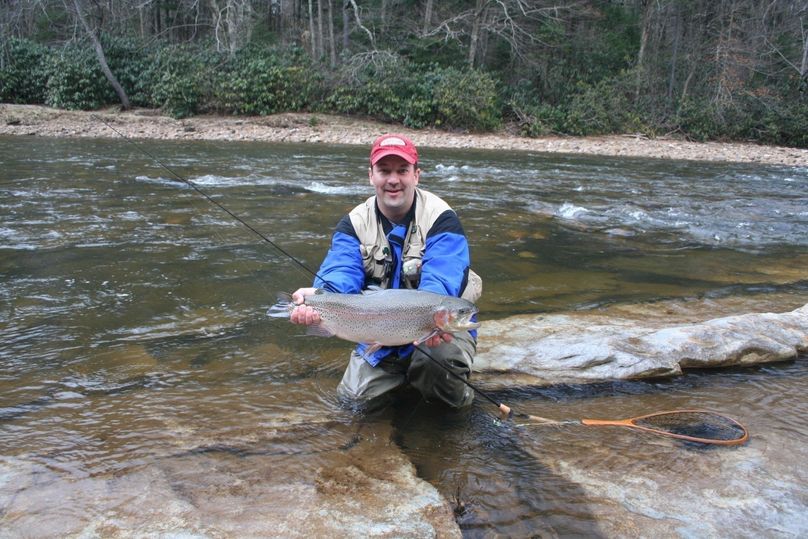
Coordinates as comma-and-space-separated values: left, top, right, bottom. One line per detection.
1, 135, 806, 536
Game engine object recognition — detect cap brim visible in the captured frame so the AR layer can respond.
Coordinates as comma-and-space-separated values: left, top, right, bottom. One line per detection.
371, 148, 417, 166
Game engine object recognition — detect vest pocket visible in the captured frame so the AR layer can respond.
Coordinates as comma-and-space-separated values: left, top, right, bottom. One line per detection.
361, 244, 390, 286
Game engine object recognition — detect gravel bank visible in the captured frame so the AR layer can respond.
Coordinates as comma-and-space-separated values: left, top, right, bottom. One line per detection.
2, 104, 807, 167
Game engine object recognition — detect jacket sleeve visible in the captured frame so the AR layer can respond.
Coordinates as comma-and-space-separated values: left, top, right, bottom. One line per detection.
418, 210, 470, 297
313, 215, 366, 294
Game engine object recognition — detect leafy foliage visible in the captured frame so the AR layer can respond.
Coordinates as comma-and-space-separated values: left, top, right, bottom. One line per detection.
2, 24, 805, 147
144, 45, 209, 118
0, 39, 50, 104
433, 68, 501, 131
44, 45, 114, 110
326, 57, 500, 131
215, 46, 324, 115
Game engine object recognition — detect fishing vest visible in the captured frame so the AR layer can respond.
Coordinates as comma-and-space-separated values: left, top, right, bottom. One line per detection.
348, 188, 482, 302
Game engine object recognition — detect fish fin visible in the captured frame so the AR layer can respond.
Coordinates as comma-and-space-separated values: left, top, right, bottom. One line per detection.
306, 322, 335, 338
413, 328, 441, 346
266, 292, 294, 318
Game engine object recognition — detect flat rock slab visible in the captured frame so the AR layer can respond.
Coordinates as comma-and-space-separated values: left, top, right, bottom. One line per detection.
518, 416, 807, 538
0, 420, 461, 538
475, 297, 808, 387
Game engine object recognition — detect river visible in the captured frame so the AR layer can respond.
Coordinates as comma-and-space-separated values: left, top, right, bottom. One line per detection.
1, 135, 806, 536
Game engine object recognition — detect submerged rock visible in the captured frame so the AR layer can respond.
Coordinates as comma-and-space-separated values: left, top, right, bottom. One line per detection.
518, 415, 808, 538
0, 420, 461, 538
475, 299, 808, 386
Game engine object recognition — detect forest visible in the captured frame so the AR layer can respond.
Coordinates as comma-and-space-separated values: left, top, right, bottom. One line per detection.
2, 0, 807, 146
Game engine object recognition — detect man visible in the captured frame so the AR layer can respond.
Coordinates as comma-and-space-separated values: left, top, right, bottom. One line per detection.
290, 134, 481, 408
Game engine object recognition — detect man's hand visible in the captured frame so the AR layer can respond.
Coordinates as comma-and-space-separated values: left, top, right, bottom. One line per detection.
289, 287, 321, 325
423, 332, 454, 348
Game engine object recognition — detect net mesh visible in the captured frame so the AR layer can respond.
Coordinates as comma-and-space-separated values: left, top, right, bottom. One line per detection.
632, 411, 747, 443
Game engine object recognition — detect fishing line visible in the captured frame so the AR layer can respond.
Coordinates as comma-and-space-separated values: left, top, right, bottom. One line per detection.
95, 115, 322, 282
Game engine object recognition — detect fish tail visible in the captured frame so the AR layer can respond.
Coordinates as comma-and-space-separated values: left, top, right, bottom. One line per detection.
266, 292, 294, 318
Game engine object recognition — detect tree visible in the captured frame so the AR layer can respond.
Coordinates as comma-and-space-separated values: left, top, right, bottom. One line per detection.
71, 0, 130, 109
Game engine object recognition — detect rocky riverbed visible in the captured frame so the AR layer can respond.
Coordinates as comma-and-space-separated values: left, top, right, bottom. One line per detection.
2, 104, 808, 167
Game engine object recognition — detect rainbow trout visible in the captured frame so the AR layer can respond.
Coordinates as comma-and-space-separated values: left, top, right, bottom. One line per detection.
268, 288, 480, 352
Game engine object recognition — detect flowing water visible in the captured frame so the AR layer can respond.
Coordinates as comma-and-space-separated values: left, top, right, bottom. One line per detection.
1, 135, 806, 536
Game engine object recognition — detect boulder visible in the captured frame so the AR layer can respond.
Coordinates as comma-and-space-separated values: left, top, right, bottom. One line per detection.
475, 299, 808, 387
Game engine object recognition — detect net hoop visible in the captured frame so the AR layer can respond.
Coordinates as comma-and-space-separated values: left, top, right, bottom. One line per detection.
582, 408, 749, 446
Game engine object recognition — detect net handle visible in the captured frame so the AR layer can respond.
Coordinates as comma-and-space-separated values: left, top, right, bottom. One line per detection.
580, 418, 633, 427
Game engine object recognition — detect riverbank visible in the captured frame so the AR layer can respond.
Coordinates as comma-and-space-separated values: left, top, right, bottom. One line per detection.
2, 104, 807, 167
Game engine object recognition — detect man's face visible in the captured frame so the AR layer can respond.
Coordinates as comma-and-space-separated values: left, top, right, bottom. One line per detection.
369, 155, 420, 222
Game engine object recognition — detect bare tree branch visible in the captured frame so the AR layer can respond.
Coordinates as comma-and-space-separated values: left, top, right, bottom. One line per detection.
346, 0, 374, 48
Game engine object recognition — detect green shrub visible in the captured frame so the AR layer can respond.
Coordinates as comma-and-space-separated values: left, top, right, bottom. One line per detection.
216, 47, 323, 115
433, 67, 501, 131
564, 75, 637, 136
703, 94, 808, 147
326, 58, 502, 131
505, 80, 563, 136
512, 102, 568, 137
0, 38, 50, 104
762, 100, 808, 147
325, 54, 420, 124
144, 46, 206, 118
675, 98, 755, 142
45, 45, 113, 110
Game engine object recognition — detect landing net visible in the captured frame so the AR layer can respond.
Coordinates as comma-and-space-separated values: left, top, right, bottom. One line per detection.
624, 409, 749, 445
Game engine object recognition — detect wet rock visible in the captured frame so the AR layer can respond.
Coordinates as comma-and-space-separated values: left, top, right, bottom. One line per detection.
0, 421, 461, 538
475, 299, 808, 386
519, 420, 808, 538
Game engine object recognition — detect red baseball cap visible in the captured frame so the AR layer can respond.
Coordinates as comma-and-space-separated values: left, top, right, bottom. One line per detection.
370, 134, 418, 166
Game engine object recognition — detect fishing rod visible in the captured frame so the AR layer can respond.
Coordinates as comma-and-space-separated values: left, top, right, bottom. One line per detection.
94, 116, 509, 413
413, 343, 513, 418
96, 117, 750, 445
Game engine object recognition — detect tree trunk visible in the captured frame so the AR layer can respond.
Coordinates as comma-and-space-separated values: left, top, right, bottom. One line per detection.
226, 0, 239, 56
681, 66, 695, 102
347, 0, 374, 48
153, 1, 161, 37
342, 0, 350, 50
308, 0, 316, 56
635, 0, 653, 103
422, 0, 433, 35
667, 7, 681, 103
72, 0, 130, 110
317, 0, 324, 60
468, 0, 486, 67
210, 0, 225, 52
380, 0, 389, 31
713, 0, 738, 104
327, 0, 337, 67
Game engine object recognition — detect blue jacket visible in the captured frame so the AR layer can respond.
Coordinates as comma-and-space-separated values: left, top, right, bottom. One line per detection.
313, 188, 474, 365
